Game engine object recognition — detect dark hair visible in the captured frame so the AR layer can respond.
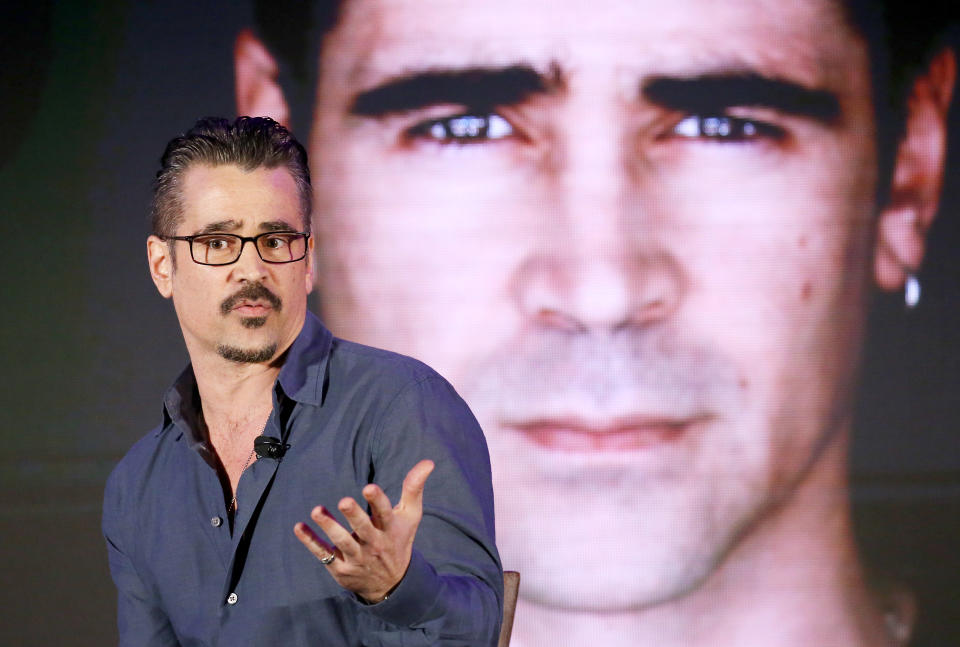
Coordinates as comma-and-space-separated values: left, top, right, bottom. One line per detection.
839, 0, 957, 199
151, 116, 312, 237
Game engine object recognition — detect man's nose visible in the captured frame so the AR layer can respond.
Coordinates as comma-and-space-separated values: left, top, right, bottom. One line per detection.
231, 238, 270, 282
512, 235, 682, 333
512, 136, 683, 332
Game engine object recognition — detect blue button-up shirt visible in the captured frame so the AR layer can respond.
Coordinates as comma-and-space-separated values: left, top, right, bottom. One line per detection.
103, 313, 503, 646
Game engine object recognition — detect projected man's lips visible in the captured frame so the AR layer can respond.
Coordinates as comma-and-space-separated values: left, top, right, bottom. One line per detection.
505, 414, 711, 452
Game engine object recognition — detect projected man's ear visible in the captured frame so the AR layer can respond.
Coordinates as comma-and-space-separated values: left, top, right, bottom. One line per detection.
234, 28, 290, 127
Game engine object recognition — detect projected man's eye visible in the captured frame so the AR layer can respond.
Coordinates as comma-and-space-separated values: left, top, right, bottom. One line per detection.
407, 113, 514, 143
672, 114, 785, 142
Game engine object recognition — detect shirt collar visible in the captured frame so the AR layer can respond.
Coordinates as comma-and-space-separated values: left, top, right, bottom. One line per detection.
158, 312, 333, 440
159, 364, 203, 445
275, 311, 333, 407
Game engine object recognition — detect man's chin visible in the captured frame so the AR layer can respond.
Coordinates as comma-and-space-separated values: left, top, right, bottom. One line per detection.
216, 343, 278, 364
494, 485, 731, 613
516, 554, 714, 613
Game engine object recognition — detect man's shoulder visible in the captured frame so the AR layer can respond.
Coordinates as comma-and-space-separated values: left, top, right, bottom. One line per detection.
321, 336, 475, 422
104, 423, 176, 503
328, 336, 444, 387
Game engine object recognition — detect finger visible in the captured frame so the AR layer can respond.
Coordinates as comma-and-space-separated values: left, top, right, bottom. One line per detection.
310, 505, 362, 559
337, 496, 379, 544
398, 459, 435, 516
293, 522, 339, 565
362, 484, 394, 531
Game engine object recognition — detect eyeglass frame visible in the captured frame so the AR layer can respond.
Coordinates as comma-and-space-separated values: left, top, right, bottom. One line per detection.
163, 231, 312, 266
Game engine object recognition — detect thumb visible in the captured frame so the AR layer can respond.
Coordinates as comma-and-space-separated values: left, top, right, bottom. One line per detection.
399, 459, 435, 516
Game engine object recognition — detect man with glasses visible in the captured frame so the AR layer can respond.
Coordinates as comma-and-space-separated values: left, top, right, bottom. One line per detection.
102, 116, 502, 646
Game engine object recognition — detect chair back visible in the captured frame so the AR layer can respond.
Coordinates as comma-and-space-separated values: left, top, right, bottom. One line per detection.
497, 570, 521, 647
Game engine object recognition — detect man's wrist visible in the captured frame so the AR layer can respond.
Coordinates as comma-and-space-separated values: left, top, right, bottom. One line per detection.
359, 590, 390, 605
359, 579, 400, 605
358, 562, 410, 604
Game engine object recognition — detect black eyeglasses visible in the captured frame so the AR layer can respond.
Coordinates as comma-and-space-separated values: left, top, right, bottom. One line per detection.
165, 231, 311, 266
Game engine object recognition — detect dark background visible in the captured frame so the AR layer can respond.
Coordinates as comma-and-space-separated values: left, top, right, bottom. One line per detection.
0, 2, 956, 644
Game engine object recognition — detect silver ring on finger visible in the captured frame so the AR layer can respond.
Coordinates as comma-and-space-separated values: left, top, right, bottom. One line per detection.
320, 552, 336, 565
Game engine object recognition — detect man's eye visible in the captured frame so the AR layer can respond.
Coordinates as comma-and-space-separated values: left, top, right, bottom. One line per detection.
199, 236, 233, 250
672, 115, 784, 142
407, 113, 514, 144
261, 235, 289, 249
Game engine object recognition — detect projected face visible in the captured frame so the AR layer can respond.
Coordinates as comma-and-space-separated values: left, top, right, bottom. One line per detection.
309, 0, 879, 609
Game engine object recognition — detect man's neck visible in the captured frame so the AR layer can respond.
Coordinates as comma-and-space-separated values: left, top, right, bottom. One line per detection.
190, 352, 282, 439
510, 437, 901, 647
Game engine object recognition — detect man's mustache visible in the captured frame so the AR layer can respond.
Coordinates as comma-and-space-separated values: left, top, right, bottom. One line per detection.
220, 282, 283, 315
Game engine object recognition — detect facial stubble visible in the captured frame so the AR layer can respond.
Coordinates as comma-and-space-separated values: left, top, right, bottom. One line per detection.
216, 282, 283, 364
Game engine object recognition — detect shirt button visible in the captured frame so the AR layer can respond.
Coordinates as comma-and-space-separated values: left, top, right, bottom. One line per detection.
226, 592, 238, 605
210, 516, 222, 527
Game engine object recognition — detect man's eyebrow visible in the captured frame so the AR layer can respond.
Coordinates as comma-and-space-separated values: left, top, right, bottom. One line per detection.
642, 73, 841, 123
259, 220, 300, 232
349, 65, 559, 116
192, 220, 300, 235
195, 219, 241, 235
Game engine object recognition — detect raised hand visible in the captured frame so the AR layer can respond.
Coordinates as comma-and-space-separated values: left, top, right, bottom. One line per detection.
294, 459, 435, 602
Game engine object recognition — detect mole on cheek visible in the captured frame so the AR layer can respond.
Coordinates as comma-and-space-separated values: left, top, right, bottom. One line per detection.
801, 282, 813, 300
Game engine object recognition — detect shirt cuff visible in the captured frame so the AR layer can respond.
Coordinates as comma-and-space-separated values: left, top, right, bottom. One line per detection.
353, 549, 441, 627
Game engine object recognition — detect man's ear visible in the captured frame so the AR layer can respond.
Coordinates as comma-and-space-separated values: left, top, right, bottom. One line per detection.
235, 28, 291, 126
147, 235, 175, 299
875, 47, 956, 291
304, 233, 316, 295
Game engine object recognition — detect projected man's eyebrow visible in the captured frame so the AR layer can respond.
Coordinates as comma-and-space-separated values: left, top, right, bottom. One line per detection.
643, 73, 841, 123
349, 64, 564, 115
348, 63, 840, 126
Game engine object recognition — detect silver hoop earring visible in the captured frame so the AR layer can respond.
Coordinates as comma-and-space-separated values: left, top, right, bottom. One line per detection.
904, 273, 921, 309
